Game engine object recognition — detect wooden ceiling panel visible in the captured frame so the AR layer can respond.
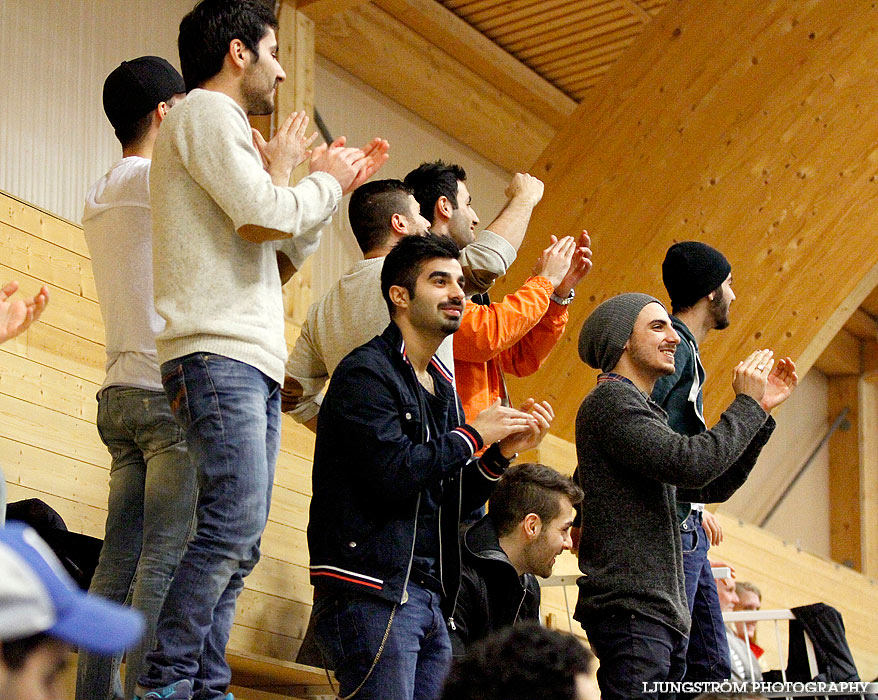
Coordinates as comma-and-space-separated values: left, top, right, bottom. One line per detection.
533, 32, 641, 74
479, 1, 617, 37
439, 0, 671, 100
501, 8, 632, 51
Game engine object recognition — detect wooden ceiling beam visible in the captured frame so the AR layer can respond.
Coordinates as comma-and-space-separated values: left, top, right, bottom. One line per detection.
843, 307, 878, 341
296, 0, 371, 22
828, 376, 862, 570
370, 0, 577, 129
313, 3, 556, 173
811, 329, 861, 377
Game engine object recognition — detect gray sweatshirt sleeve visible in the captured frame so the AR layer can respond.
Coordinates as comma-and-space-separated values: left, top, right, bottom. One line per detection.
173, 94, 341, 238
588, 384, 769, 489
459, 229, 517, 295
677, 416, 776, 503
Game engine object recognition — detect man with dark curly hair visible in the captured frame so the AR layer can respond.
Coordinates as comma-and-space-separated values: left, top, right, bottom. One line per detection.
441, 624, 598, 700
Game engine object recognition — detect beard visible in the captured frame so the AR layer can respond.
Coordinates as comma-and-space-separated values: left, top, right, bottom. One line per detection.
709, 289, 730, 330
242, 68, 276, 116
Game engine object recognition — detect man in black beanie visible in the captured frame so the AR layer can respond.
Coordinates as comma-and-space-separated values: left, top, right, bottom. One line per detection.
651, 242, 737, 690
571, 293, 797, 700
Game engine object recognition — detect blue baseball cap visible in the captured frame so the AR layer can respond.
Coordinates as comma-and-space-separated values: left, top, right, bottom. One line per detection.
0, 522, 144, 654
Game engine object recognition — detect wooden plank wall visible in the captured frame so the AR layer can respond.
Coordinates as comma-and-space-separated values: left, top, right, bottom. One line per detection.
498, 0, 878, 440
0, 189, 317, 664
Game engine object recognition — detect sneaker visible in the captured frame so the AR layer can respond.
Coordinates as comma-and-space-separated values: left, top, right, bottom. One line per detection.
141, 680, 193, 700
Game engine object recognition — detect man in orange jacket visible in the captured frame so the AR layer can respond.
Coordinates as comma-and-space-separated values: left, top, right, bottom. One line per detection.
454, 232, 592, 423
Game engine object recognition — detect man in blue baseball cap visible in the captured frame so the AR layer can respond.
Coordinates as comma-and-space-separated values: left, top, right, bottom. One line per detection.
0, 522, 143, 700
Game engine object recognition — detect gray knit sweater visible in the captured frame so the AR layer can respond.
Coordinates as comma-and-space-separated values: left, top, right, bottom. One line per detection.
573, 375, 775, 635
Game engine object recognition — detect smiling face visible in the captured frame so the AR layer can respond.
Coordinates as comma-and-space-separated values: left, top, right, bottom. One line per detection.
240, 28, 285, 115
402, 257, 466, 337
624, 302, 680, 379
523, 496, 576, 579
446, 180, 479, 249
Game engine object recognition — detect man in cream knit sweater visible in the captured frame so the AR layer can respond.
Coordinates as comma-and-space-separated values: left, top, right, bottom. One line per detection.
137, 2, 387, 699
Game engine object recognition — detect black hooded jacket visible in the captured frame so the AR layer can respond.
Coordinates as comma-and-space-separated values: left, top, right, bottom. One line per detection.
450, 514, 541, 656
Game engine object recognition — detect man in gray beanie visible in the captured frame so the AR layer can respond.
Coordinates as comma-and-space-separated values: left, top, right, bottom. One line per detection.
570, 293, 797, 700
652, 242, 738, 691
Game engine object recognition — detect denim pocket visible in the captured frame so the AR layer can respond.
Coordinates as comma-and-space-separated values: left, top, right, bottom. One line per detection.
161, 363, 191, 428
681, 526, 699, 554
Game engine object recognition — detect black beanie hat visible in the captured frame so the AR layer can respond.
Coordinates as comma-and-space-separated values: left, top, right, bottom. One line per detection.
102, 56, 185, 131
662, 242, 731, 310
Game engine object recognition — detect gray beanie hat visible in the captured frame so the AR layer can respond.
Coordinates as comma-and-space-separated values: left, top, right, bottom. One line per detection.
579, 293, 664, 372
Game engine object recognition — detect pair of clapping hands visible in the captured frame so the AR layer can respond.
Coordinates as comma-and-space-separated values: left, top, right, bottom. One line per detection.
471, 398, 554, 459
252, 111, 389, 193
732, 349, 798, 414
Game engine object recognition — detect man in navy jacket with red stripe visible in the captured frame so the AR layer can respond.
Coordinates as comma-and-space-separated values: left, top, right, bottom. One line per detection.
306, 234, 553, 700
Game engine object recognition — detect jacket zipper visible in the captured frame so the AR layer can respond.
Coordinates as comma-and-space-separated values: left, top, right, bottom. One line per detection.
402, 356, 429, 605
400, 493, 421, 604
446, 398, 466, 632
513, 588, 527, 624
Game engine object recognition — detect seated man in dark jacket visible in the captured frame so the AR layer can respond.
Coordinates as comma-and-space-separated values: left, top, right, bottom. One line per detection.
306, 233, 553, 700
451, 462, 582, 655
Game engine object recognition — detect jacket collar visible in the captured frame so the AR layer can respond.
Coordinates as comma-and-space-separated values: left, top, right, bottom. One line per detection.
670, 315, 698, 348
380, 322, 456, 390
464, 515, 516, 567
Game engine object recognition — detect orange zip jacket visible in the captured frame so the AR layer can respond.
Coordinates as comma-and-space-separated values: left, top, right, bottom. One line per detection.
453, 275, 569, 424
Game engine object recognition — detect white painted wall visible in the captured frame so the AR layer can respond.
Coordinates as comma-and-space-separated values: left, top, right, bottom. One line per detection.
722, 369, 832, 559
0, 0, 194, 224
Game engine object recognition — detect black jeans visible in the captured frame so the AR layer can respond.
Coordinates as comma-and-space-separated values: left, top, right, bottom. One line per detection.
583, 611, 687, 700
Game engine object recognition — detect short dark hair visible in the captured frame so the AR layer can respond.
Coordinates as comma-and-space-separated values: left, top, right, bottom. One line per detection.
442, 623, 593, 700
380, 233, 460, 317
489, 463, 584, 537
115, 110, 154, 149
0, 633, 52, 671
348, 180, 415, 255
178, 0, 278, 91
404, 160, 466, 224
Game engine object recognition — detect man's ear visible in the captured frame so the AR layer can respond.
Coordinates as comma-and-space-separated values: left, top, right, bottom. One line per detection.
390, 212, 407, 235
435, 195, 453, 221
228, 38, 248, 70
388, 284, 409, 311
522, 513, 542, 541
156, 102, 170, 123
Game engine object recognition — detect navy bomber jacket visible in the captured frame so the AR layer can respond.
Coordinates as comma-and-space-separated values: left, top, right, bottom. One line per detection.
307, 322, 512, 618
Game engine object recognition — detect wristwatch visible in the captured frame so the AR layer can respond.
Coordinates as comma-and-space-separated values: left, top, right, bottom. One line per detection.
550, 289, 575, 306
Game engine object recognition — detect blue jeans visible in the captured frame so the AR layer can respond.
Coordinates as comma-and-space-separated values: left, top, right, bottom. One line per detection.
76, 386, 196, 700
312, 584, 452, 700
583, 611, 687, 700
680, 511, 731, 685
139, 354, 281, 700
